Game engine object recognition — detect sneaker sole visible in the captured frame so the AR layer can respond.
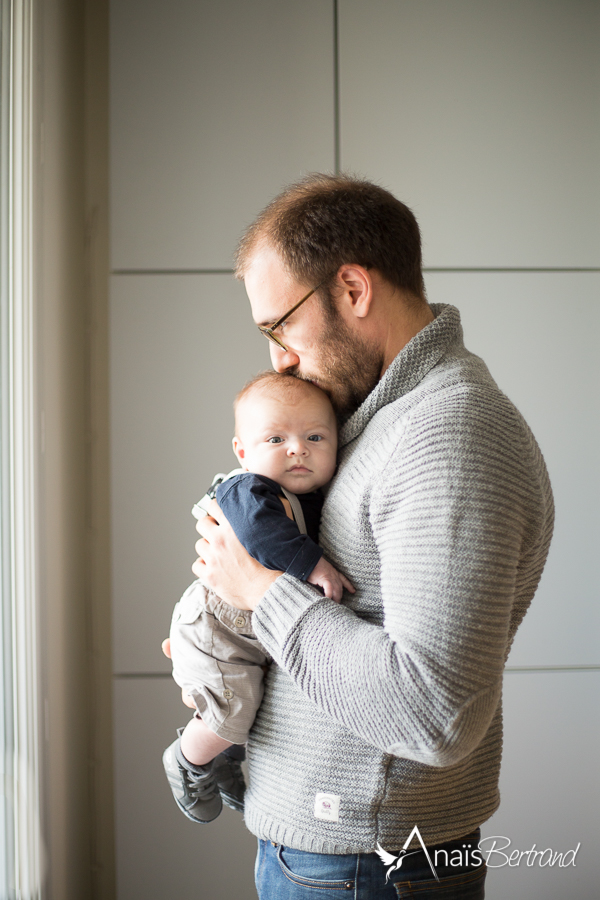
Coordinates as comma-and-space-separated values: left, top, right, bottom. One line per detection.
220, 791, 244, 813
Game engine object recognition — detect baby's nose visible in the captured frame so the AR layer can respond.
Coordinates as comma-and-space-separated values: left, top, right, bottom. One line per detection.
287, 441, 308, 456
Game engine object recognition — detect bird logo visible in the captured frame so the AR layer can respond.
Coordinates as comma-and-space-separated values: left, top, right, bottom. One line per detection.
375, 825, 440, 883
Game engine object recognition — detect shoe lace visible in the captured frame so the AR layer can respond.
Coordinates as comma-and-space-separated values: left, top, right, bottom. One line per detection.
184, 767, 217, 801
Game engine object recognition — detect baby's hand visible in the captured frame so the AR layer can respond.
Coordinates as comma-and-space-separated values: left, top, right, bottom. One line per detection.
307, 557, 355, 603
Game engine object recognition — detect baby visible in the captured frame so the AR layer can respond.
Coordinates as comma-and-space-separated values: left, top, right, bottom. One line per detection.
163, 371, 353, 823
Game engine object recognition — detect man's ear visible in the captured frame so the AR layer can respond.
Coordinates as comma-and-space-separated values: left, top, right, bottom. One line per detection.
336, 264, 373, 319
232, 436, 247, 468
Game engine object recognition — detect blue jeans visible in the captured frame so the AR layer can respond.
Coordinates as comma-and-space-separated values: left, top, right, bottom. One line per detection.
255, 830, 486, 899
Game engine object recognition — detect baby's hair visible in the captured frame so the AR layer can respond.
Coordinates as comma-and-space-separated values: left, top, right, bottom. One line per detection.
234, 371, 333, 433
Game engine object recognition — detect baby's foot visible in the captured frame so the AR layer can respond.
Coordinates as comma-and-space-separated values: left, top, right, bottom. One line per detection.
162, 729, 222, 823
213, 746, 246, 813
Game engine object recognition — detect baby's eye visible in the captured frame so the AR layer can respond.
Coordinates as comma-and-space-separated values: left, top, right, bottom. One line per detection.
268, 436, 284, 444
307, 434, 323, 442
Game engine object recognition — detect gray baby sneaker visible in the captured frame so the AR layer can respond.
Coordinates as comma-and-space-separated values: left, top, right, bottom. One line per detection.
163, 731, 223, 823
212, 748, 246, 813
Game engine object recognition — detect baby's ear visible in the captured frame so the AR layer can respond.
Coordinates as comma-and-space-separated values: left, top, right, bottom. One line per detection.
232, 436, 246, 466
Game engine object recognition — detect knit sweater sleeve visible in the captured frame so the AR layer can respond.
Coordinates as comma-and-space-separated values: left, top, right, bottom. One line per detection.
251, 388, 553, 767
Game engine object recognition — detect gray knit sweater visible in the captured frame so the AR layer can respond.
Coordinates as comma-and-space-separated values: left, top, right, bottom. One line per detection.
245, 303, 554, 853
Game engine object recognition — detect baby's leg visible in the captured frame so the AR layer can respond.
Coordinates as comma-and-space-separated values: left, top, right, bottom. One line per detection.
180, 714, 233, 766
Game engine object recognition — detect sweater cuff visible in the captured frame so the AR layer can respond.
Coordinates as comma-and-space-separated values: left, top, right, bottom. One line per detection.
252, 573, 324, 661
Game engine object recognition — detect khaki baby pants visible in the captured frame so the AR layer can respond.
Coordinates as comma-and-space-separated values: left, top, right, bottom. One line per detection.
169, 579, 270, 744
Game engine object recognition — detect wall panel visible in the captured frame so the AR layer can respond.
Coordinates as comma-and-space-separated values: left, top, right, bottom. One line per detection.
110, 0, 335, 270
425, 272, 600, 667
110, 274, 269, 673
339, 0, 600, 267
113, 678, 257, 900
113, 670, 599, 899
484, 670, 598, 898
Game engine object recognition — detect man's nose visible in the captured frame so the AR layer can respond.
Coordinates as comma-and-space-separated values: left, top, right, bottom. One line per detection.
270, 343, 300, 373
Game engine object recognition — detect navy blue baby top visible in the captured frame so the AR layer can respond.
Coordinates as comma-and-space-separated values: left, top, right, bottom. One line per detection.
215, 473, 323, 581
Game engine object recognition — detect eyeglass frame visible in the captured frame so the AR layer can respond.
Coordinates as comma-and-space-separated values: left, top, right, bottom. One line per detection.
257, 277, 329, 352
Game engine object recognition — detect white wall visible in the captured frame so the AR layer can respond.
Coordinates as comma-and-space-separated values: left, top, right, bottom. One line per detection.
109, 2, 599, 897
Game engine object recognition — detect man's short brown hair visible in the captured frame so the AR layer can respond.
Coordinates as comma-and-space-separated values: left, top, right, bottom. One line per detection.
235, 173, 425, 301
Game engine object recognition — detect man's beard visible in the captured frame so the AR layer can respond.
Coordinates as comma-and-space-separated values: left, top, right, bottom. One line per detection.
290, 311, 383, 423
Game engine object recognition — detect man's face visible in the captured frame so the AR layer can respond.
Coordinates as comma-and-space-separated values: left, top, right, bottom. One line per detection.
245, 245, 383, 420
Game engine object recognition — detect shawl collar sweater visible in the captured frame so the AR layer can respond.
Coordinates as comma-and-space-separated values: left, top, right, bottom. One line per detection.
245, 303, 554, 852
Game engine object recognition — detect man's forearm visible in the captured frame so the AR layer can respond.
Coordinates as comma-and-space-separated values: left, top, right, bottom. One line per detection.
252, 574, 506, 767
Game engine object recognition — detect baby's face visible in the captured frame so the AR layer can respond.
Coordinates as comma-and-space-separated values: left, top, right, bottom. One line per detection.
233, 389, 338, 494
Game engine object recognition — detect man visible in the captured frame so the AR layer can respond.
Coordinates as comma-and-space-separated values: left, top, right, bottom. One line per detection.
190, 174, 554, 898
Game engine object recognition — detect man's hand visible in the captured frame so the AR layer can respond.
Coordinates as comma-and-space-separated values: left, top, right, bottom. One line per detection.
193, 498, 281, 611
307, 557, 355, 602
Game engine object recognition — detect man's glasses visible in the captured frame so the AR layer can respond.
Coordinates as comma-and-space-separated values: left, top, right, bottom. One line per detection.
257, 279, 327, 352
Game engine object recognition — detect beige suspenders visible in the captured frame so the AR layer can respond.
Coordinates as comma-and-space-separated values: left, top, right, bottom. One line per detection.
280, 487, 308, 536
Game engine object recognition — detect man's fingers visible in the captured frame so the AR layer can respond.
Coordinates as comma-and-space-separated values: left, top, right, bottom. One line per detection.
194, 536, 208, 557
161, 638, 172, 659
196, 514, 217, 537
193, 536, 219, 578
195, 499, 225, 536
206, 497, 223, 521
